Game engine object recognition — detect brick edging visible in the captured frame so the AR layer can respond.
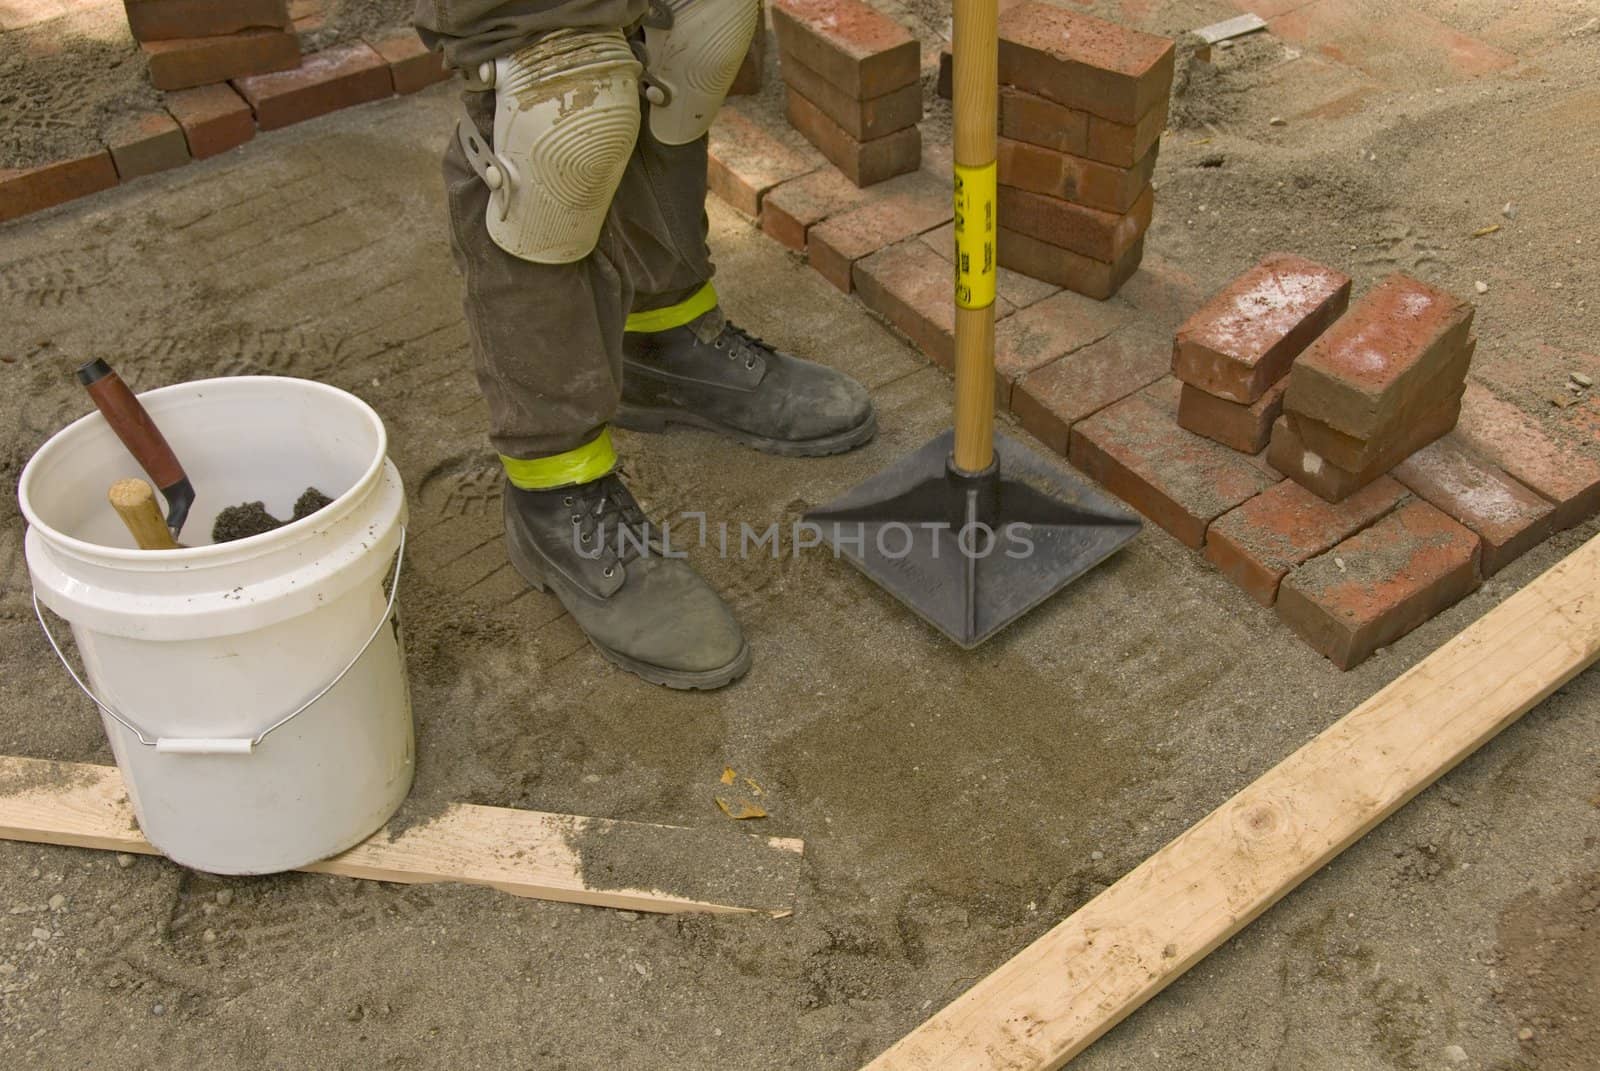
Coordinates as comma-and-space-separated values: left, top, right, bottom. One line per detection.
1, 28, 450, 226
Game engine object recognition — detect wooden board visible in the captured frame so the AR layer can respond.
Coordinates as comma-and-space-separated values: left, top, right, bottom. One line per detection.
864, 532, 1600, 1069
0, 757, 804, 916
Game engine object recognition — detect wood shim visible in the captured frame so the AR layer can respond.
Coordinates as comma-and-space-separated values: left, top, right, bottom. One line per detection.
864, 533, 1600, 1069
0, 757, 804, 916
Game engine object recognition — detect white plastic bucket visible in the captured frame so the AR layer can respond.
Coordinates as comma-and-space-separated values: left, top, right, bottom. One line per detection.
18, 376, 414, 875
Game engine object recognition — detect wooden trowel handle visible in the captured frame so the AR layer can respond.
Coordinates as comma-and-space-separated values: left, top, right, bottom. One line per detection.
77, 360, 186, 490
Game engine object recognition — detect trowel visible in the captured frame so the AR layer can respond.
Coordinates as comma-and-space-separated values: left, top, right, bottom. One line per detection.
77, 359, 195, 541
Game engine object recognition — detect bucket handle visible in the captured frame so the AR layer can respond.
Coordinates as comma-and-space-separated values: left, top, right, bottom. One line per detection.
32, 526, 406, 755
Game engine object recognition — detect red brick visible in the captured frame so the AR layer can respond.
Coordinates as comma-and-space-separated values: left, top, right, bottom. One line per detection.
165, 82, 256, 159
366, 29, 449, 95
760, 167, 869, 250
729, 22, 766, 96
997, 3, 1175, 125
1288, 337, 1475, 470
1453, 382, 1600, 532
123, 0, 290, 42
993, 290, 1130, 407
707, 105, 821, 217
0, 152, 119, 224
997, 137, 1155, 214
1276, 500, 1481, 670
996, 183, 1152, 264
918, 222, 1059, 309
1178, 378, 1287, 455
807, 171, 950, 292
1173, 253, 1351, 404
105, 110, 190, 180
1068, 378, 1279, 548
1267, 389, 1462, 504
142, 28, 301, 91
1013, 327, 1169, 453
784, 87, 919, 187
1283, 273, 1475, 440
997, 226, 1143, 300
851, 240, 959, 370
771, 0, 919, 99
1084, 99, 1169, 168
233, 42, 392, 131
997, 84, 1088, 155
1204, 477, 1407, 607
779, 49, 921, 140
1392, 434, 1554, 577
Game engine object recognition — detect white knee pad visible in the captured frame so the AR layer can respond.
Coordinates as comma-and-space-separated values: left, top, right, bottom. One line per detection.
458, 29, 643, 263
642, 0, 759, 145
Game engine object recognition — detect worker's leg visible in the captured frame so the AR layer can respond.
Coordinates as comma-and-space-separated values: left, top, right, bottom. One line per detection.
428, 5, 748, 689
612, 17, 879, 456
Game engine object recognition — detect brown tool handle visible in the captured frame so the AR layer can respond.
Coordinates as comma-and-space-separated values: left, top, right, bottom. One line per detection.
78, 360, 186, 490
108, 479, 180, 550
951, 0, 999, 474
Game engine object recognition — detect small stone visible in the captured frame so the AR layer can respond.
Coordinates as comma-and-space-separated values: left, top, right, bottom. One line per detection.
632, 962, 647, 977
1518, 1027, 1535, 1042
0, 963, 16, 976
1474, 280, 1489, 294
616, 911, 640, 922
152, 1003, 166, 1017
203, 929, 217, 944
30, 926, 50, 941
215, 889, 233, 907
1090, 850, 1104, 861
1501, 202, 1517, 219
1198, 153, 1225, 168
1269, 116, 1286, 126
1443, 1044, 1468, 1064
583, 774, 601, 783
47, 894, 65, 911
116, 854, 137, 869
1550, 393, 1579, 409
1571, 372, 1593, 388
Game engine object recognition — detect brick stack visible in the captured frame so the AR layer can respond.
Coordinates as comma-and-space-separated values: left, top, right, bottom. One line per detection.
125, 0, 302, 91
1171, 253, 1352, 454
772, 0, 921, 187
1272, 273, 1476, 502
989, 4, 1173, 299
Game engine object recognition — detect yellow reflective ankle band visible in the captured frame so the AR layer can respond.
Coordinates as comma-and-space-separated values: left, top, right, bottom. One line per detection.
500, 428, 617, 490
624, 281, 719, 333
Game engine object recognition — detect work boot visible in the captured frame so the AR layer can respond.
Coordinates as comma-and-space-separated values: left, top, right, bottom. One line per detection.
503, 473, 749, 689
619, 309, 876, 456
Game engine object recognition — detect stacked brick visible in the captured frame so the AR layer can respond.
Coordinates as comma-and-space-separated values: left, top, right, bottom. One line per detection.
772, 0, 921, 187
1273, 274, 1477, 503
986, 5, 1173, 299
1172, 253, 1351, 454
125, 0, 302, 91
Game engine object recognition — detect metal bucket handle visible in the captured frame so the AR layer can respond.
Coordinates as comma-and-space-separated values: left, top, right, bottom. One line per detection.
31, 526, 406, 756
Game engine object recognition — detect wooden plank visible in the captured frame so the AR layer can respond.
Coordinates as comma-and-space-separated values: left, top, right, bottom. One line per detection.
0, 758, 804, 916
1193, 13, 1267, 46
864, 532, 1600, 1069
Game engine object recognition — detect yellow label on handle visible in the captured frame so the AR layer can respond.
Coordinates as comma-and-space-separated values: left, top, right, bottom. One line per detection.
953, 161, 997, 310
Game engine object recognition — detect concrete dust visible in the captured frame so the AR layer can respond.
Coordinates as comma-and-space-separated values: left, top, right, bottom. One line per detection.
1, 3, 1600, 1070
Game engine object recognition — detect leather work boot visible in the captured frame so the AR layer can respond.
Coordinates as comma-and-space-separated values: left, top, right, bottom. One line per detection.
503, 473, 749, 689
618, 310, 876, 456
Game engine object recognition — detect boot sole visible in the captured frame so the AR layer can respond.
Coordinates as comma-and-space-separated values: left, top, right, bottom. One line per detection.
615, 404, 877, 458
505, 515, 752, 691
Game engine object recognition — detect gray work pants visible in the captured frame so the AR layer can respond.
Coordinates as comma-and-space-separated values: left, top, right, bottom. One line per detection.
417, 1, 718, 459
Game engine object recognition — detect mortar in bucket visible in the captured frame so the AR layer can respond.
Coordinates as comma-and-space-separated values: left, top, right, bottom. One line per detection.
18, 375, 413, 875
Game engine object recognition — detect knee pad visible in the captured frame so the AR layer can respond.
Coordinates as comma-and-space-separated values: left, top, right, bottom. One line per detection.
642, 0, 759, 145
457, 29, 643, 263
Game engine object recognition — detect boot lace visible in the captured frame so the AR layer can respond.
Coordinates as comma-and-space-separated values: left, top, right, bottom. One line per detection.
709, 322, 770, 371
564, 471, 652, 578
